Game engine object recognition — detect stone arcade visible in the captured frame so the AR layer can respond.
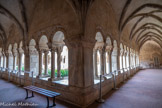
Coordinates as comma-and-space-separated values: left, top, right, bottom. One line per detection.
0, 0, 162, 108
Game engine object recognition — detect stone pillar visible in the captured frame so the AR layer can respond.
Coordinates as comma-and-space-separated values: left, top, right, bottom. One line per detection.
103, 51, 107, 75
68, 41, 89, 87
24, 49, 30, 71
117, 48, 120, 71
19, 53, 22, 75
138, 55, 140, 66
128, 51, 130, 71
108, 51, 112, 73
3, 55, 5, 68
128, 53, 130, 68
13, 55, 16, 70
121, 53, 123, 70
132, 54, 134, 67
44, 51, 49, 75
137, 55, 139, 65
48, 48, 56, 81
0, 56, 1, 67
15, 56, 17, 70
130, 54, 132, 67
93, 49, 98, 78
99, 49, 104, 75
37, 50, 43, 78
125, 52, 127, 69
82, 43, 94, 87
57, 47, 62, 78
120, 50, 123, 71
132, 54, 133, 68
6, 53, 10, 69
134, 54, 136, 67
128, 51, 131, 76
133, 54, 134, 67
135, 55, 137, 67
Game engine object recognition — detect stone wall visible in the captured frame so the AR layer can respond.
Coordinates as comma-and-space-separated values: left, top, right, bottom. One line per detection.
0, 0, 159, 107
0, 67, 140, 107
140, 41, 162, 69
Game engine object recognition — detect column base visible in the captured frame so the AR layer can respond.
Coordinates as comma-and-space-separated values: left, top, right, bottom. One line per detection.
55, 77, 64, 80
43, 74, 50, 77
48, 77, 64, 81
94, 76, 99, 80
48, 78, 55, 81
36, 75, 43, 78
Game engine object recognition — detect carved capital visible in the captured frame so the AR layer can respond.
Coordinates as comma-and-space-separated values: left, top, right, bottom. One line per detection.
29, 49, 38, 55
105, 45, 113, 52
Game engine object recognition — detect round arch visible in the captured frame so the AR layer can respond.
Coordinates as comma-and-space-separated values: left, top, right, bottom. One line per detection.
106, 36, 112, 46
39, 35, 49, 50
8, 44, 12, 51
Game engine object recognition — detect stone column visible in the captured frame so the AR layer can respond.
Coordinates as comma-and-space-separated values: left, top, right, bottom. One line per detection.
132, 54, 134, 67
48, 48, 56, 81
117, 48, 120, 71
19, 53, 22, 75
24, 50, 30, 71
0, 56, 1, 67
132, 54, 133, 67
15, 56, 17, 70
103, 51, 107, 75
3, 55, 5, 68
57, 47, 63, 78
128, 52, 130, 69
138, 55, 140, 65
108, 50, 112, 73
121, 54, 123, 69
120, 51, 123, 70
93, 49, 98, 78
130, 54, 132, 67
125, 52, 127, 69
6, 53, 10, 69
13, 55, 16, 70
135, 55, 137, 67
133, 54, 135, 66
134, 55, 135, 66
37, 50, 43, 78
137, 55, 139, 65
44, 51, 49, 75
128, 51, 130, 75
99, 49, 104, 75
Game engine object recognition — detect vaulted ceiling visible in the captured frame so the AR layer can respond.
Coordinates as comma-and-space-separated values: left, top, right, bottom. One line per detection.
0, 0, 26, 46
0, 0, 162, 49
109, 0, 162, 48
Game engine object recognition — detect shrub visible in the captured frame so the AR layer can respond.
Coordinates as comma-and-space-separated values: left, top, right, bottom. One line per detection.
47, 69, 69, 77
22, 66, 24, 71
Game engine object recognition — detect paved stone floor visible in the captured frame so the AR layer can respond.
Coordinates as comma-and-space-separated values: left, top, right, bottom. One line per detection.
0, 69, 162, 108
0, 79, 78, 108
88, 69, 162, 108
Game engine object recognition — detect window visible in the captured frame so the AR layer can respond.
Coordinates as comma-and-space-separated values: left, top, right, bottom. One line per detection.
8, 44, 14, 70
29, 39, 39, 76
61, 46, 68, 77
93, 32, 104, 80
105, 52, 110, 74
120, 43, 123, 73
39, 35, 49, 77
52, 31, 69, 83
111, 40, 118, 72
97, 50, 101, 75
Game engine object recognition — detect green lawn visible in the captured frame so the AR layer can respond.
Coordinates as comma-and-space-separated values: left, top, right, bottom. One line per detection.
16, 66, 24, 71
42, 69, 68, 77
16, 66, 68, 77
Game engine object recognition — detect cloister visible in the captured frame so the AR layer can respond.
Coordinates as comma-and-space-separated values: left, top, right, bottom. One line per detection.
0, 0, 162, 108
